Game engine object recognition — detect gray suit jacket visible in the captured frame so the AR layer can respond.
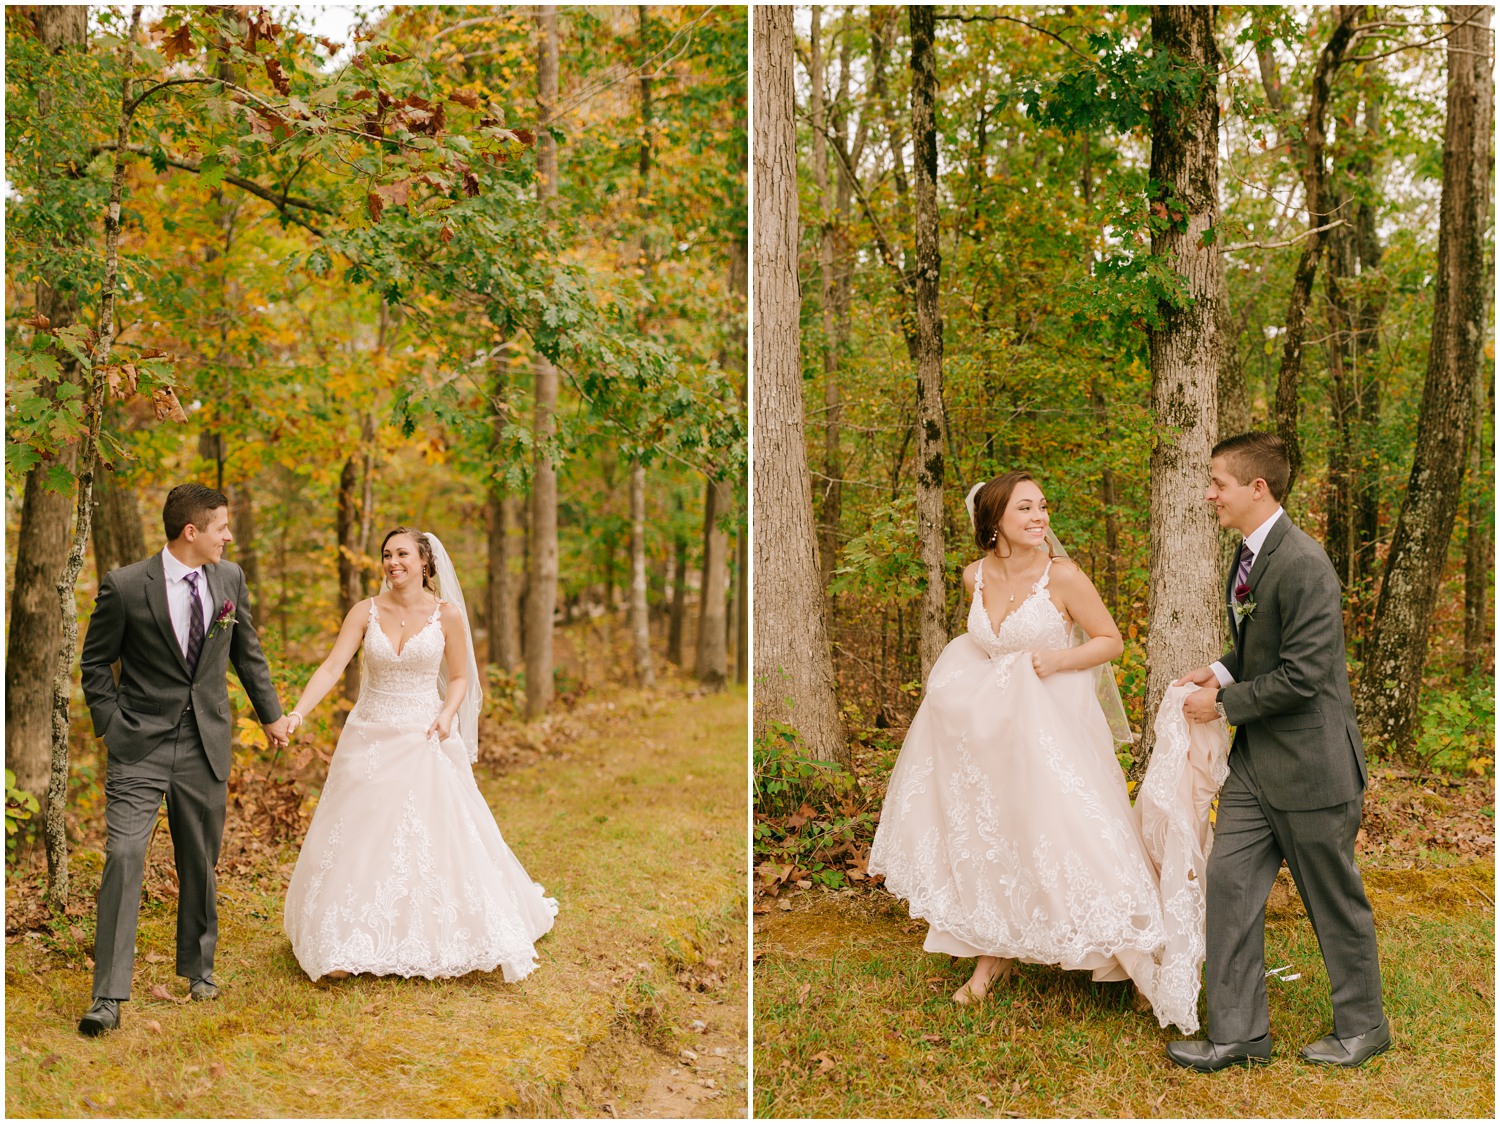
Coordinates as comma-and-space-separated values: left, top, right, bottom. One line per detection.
1217, 516, 1367, 812
80, 553, 282, 782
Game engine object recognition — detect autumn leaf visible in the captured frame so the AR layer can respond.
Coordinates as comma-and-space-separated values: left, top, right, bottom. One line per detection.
149, 983, 187, 1004
439, 226, 455, 244
317, 37, 343, 54
513, 127, 536, 146
376, 50, 413, 65
161, 23, 195, 61
264, 58, 292, 97
462, 169, 480, 197
374, 179, 411, 208
810, 1051, 836, 1074
151, 387, 188, 423
795, 982, 811, 1005
21, 313, 51, 331
447, 89, 480, 110
367, 192, 384, 222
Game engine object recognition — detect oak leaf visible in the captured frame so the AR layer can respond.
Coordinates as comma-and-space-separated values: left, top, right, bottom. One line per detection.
151, 387, 188, 423
162, 23, 195, 61
447, 89, 480, 110
264, 58, 292, 97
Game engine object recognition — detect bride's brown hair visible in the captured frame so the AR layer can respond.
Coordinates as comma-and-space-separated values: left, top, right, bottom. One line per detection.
972, 471, 1053, 557
380, 527, 438, 593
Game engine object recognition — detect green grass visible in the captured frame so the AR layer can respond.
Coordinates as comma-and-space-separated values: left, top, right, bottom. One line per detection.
753, 862, 1493, 1118
6, 685, 748, 1118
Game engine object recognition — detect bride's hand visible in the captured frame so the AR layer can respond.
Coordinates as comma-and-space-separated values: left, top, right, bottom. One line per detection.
1029, 650, 1068, 678
426, 713, 453, 742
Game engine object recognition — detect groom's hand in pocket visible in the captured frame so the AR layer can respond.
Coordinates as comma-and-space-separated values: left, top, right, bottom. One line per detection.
1172, 665, 1217, 688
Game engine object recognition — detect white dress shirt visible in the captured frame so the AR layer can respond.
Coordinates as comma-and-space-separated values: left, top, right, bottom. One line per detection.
1211, 506, 1284, 688
162, 546, 213, 659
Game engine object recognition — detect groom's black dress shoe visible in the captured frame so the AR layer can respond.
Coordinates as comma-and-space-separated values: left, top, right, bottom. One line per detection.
1300, 1018, 1391, 1066
78, 998, 121, 1037
189, 974, 221, 1001
1165, 1033, 1272, 1071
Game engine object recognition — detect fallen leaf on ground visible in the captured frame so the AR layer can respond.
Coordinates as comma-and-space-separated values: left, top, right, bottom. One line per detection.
795, 982, 811, 1005
811, 1051, 836, 1074
144, 952, 166, 963
922, 1033, 944, 1044
977, 1094, 993, 1109
39, 1053, 61, 1071
144, 1020, 163, 1033
149, 984, 186, 1004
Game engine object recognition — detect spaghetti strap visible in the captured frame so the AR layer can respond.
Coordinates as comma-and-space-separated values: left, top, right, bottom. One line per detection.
973, 558, 986, 590
1035, 556, 1055, 590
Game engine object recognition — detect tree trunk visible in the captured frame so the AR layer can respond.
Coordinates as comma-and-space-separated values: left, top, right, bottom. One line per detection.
667, 495, 688, 666
1463, 359, 1494, 675
809, 9, 844, 601
1273, 8, 1359, 495
486, 355, 521, 671
230, 481, 259, 610
629, 461, 654, 687
735, 519, 749, 686
5, 4, 89, 824
525, 4, 560, 719
1358, 7, 1492, 749
47, 9, 141, 905
336, 455, 362, 703
752, 4, 846, 761
909, 5, 947, 685
696, 479, 730, 690
1141, 6, 1228, 768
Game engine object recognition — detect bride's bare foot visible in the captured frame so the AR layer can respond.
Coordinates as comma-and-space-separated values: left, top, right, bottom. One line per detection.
324, 970, 352, 981
952, 956, 1014, 1006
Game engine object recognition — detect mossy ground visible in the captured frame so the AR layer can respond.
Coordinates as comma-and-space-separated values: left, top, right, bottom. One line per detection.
6, 683, 748, 1118
753, 861, 1493, 1118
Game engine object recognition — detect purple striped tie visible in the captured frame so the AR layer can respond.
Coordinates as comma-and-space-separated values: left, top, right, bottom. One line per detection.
1234, 541, 1254, 595
184, 571, 205, 675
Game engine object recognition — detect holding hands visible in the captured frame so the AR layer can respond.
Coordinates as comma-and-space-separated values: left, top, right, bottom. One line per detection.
263, 714, 294, 749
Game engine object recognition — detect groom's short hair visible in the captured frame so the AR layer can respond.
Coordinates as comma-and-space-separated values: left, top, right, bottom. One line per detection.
1212, 432, 1290, 502
164, 483, 230, 541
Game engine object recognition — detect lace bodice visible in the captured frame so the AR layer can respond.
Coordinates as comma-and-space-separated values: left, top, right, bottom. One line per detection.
967, 556, 1071, 658
352, 599, 445, 725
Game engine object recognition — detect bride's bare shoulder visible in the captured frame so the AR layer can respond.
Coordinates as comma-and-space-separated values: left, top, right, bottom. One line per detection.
437, 599, 465, 627
962, 557, 983, 594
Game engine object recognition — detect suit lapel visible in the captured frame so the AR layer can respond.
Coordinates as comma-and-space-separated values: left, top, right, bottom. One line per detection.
145, 554, 192, 677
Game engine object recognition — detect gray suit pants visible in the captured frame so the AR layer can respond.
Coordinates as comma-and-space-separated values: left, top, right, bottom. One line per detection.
92, 715, 227, 1000
1205, 757, 1384, 1042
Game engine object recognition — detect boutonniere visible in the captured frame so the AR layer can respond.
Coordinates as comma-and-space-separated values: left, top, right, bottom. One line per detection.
208, 599, 237, 638
1230, 583, 1256, 624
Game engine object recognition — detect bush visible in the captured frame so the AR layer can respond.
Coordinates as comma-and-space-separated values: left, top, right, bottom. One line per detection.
5, 769, 40, 864
1412, 674, 1495, 776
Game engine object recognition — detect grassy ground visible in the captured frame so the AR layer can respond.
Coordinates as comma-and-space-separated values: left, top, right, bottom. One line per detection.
753, 860, 1493, 1118
6, 683, 748, 1118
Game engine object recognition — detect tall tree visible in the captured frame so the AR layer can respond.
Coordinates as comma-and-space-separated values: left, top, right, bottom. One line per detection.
5, 5, 89, 816
1141, 5, 1228, 761
909, 5, 947, 684
525, 4, 561, 719
1358, 6, 1493, 748
628, 4, 656, 690
752, 4, 845, 761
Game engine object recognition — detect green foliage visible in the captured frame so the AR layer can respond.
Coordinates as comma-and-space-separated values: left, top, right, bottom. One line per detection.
1411, 675, 1495, 776
6, 769, 41, 863
753, 722, 876, 891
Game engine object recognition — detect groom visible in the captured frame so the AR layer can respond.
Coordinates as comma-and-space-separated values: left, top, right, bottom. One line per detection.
1169, 432, 1388, 1071
77, 484, 289, 1036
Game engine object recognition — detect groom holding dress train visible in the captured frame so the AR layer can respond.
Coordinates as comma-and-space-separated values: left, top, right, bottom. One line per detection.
1168, 432, 1389, 1071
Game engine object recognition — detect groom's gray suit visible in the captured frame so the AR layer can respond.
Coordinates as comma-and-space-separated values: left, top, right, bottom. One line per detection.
80, 551, 282, 1000
1207, 513, 1384, 1042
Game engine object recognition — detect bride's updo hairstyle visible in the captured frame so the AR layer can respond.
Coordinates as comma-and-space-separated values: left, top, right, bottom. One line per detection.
380, 526, 438, 593
972, 470, 1053, 558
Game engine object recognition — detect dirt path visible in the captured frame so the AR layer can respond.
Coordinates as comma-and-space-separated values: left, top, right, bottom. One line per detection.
6, 687, 748, 1118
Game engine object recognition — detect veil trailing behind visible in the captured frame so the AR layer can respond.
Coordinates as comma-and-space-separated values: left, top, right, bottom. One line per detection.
868, 484, 1228, 1031
283, 532, 557, 982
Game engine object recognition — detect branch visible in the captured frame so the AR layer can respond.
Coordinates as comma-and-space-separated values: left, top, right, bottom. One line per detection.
934, 12, 1104, 74
805, 111, 910, 296
1223, 218, 1346, 253
1346, 8, 1488, 63
84, 142, 331, 236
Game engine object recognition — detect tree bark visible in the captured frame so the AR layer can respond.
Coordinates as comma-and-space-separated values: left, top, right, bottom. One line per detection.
5, 4, 89, 822
909, 5, 947, 685
809, 9, 844, 599
90, 463, 147, 583
525, 4, 560, 719
752, 4, 846, 761
230, 481, 259, 610
486, 365, 521, 671
735, 519, 749, 686
696, 479, 730, 690
1141, 6, 1229, 768
667, 494, 688, 666
336, 453, 362, 702
1358, 6, 1493, 749
629, 462, 655, 687
1273, 8, 1359, 494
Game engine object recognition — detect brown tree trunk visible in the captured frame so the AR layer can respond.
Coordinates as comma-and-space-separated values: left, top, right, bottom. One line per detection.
1463, 360, 1494, 675
1273, 8, 1359, 495
809, 9, 844, 601
735, 518, 748, 686
696, 478, 730, 690
1141, 6, 1229, 768
90, 464, 146, 584
629, 461, 655, 687
336, 455, 362, 703
1358, 6, 1492, 749
526, 4, 560, 719
909, 5, 947, 685
486, 364, 521, 671
5, 4, 89, 822
752, 4, 846, 761
230, 481, 259, 610
667, 495, 688, 666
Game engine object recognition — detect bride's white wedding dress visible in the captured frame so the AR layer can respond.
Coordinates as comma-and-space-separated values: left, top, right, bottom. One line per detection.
868, 557, 1227, 1032
284, 600, 557, 982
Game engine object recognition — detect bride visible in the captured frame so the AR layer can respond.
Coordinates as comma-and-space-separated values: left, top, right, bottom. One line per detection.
868, 472, 1224, 1032
281, 527, 557, 982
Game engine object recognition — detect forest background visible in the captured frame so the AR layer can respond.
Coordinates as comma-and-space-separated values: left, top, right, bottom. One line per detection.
752, 5, 1492, 1115
4, 8, 748, 1113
